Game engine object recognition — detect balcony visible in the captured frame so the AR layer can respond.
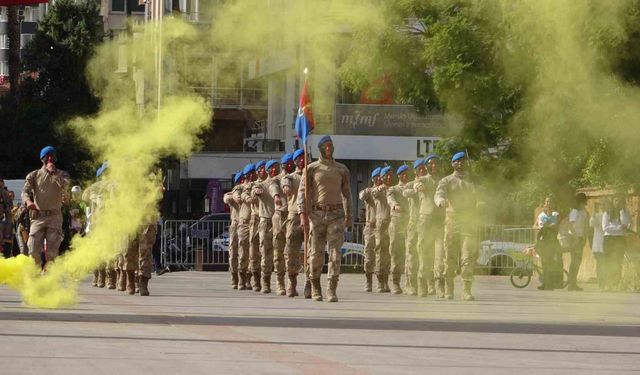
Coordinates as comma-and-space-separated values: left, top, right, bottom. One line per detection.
192, 87, 267, 110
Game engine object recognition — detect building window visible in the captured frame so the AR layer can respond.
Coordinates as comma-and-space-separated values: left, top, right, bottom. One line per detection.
23, 6, 39, 22
129, 0, 145, 13
0, 7, 7, 22
21, 34, 34, 49
112, 0, 125, 12
0, 61, 8, 76
0, 34, 8, 50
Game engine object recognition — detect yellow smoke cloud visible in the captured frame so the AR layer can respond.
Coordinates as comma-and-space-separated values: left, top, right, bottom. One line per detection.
0, 18, 211, 308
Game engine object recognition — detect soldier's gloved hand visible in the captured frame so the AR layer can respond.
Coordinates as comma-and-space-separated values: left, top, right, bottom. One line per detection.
414, 182, 423, 192
254, 187, 264, 196
274, 195, 282, 207
283, 186, 292, 197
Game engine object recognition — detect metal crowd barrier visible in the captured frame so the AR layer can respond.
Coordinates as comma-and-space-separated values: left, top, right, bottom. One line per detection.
160, 220, 534, 275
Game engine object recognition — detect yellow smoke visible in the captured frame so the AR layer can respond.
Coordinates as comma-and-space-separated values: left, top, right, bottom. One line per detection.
0, 18, 211, 308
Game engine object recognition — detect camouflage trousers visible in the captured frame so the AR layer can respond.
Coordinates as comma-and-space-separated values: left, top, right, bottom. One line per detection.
124, 223, 156, 278
374, 219, 390, 276
363, 222, 376, 274
389, 216, 407, 276
272, 211, 287, 275
405, 219, 419, 281
259, 217, 274, 275
443, 218, 477, 282
228, 220, 239, 274
28, 211, 64, 266
237, 220, 250, 273
249, 215, 261, 273
309, 208, 345, 279
417, 214, 444, 283
285, 214, 303, 276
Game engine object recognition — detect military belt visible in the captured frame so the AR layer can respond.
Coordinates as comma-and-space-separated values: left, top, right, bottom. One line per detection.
312, 204, 342, 212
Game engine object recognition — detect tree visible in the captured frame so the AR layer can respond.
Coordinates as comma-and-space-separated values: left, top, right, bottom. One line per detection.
0, 0, 103, 181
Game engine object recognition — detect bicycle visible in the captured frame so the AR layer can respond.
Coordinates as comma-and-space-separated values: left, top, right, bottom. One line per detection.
510, 246, 569, 289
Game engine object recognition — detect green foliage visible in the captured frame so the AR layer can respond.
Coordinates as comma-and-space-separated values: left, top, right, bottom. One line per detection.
0, 0, 103, 181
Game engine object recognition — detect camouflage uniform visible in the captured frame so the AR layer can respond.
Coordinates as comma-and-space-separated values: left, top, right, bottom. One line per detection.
358, 186, 376, 291
434, 170, 478, 300
386, 180, 410, 294
372, 185, 391, 292
282, 169, 304, 297
223, 185, 241, 288
22, 166, 70, 266
253, 177, 276, 293
402, 179, 420, 295
298, 157, 351, 302
236, 182, 252, 289
415, 173, 445, 297
270, 172, 288, 295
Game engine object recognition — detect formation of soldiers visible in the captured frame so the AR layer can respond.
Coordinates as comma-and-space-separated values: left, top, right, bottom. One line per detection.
362, 151, 480, 301
225, 137, 479, 302
84, 162, 160, 296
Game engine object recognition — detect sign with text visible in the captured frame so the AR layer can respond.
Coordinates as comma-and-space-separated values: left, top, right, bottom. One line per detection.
335, 104, 447, 137
309, 134, 441, 161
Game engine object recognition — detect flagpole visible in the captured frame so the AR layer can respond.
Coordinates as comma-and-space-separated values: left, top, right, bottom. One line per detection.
302, 67, 309, 283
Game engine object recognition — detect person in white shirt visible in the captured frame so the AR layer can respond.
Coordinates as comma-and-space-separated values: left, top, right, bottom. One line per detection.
602, 195, 630, 291
589, 199, 606, 290
567, 193, 590, 291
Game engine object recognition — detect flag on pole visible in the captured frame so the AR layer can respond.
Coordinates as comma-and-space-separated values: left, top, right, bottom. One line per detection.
295, 77, 315, 145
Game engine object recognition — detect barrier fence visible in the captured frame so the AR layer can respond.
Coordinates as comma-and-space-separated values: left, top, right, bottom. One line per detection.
161, 220, 536, 274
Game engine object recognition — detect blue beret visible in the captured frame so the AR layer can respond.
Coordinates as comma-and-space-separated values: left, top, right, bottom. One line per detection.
451, 151, 466, 162
255, 160, 266, 169
265, 160, 279, 171
396, 165, 409, 175
293, 148, 305, 160
233, 172, 242, 184
371, 167, 381, 179
243, 163, 255, 175
380, 166, 392, 176
39, 146, 56, 160
413, 158, 425, 169
281, 153, 292, 164
425, 154, 440, 163
317, 135, 332, 148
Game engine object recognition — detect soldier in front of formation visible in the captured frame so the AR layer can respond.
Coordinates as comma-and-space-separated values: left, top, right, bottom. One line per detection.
298, 136, 352, 302
22, 146, 71, 269
434, 152, 480, 301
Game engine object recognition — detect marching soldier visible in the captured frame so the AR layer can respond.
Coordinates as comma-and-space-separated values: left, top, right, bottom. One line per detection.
359, 167, 380, 292
415, 154, 444, 297
386, 165, 411, 294
282, 149, 306, 297
253, 160, 279, 293
298, 136, 352, 302
22, 146, 71, 269
372, 166, 392, 293
271, 153, 293, 295
223, 172, 242, 289
434, 152, 479, 301
401, 159, 426, 296
235, 164, 254, 290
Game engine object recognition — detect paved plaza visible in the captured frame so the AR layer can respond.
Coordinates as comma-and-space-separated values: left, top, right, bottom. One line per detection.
0, 272, 639, 374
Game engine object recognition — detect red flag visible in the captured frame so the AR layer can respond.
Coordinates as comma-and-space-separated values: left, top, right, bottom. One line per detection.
295, 78, 315, 143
